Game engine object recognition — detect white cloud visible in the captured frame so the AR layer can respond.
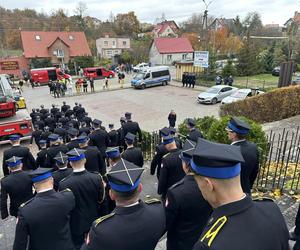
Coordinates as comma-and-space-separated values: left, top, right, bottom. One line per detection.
1, 0, 299, 25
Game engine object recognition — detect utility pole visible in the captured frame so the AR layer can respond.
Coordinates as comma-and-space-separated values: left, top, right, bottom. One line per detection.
201, 0, 213, 50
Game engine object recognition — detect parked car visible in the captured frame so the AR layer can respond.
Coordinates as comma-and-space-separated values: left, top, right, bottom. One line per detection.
272, 66, 280, 76
197, 85, 238, 104
292, 74, 300, 85
83, 67, 115, 79
221, 88, 264, 104
30, 67, 71, 85
131, 66, 170, 89
133, 63, 149, 72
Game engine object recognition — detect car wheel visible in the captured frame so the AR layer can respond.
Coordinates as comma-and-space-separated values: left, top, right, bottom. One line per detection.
162, 81, 167, 86
212, 98, 217, 104
141, 84, 146, 90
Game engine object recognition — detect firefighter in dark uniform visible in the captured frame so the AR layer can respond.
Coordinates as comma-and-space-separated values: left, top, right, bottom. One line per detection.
45, 114, 56, 132
45, 134, 68, 169
150, 127, 170, 179
226, 117, 259, 195
41, 110, 50, 122
40, 126, 52, 148
108, 124, 119, 147
58, 113, 70, 129
59, 148, 105, 249
67, 128, 79, 150
30, 124, 43, 149
2, 135, 36, 176
52, 152, 73, 191
76, 103, 86, 121
73, 102, 80, 113
54, 122, 67, 142
165, 140, 212, 250
158, 135, 185, 200
78, 134, 106, 175
117, 117, 126, 151
122, 112, 142, 142
1, 157, 34, 219
79, 121, 91, 135
65, 107, 75, 118
186, 118, 203, 142
30, 108, 38, 123
82, 113, 92, 127
89, 119, 110, 159
61, 101, 70, 113
13, 168, 75, 250
122, 132, 144, 167
169, 127, 183, 149
34, 115, 45, 131
81, 160, 166, 250
50, 104, 60, 116
40, 104, 48, 116
69, 115, 80, 130
191, 139, 289, 250
35, 140, 48, 168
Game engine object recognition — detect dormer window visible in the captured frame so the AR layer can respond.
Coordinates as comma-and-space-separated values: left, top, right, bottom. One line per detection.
35, 35, 41, 40
69, 35, 74, 40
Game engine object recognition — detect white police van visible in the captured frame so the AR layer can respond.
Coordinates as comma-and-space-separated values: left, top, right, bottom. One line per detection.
131, 66, 171, 89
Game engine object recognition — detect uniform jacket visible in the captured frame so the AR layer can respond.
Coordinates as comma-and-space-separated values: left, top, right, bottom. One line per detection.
187, 128, 203, 142
2, 146, 36, 176
52, 168, 73, 191
192, 196, 289, 250
80, 146, 106, 175
67, 140, 79, 151
150, 144, 169, 177
45, 144, 69, 169
88, 129, 110, 156
30, 130, 42, 145
122, 121, 142, 141
108, 130, 119, 147
13, 189, 75, 250
158, 148, 185, 198
82, 200, 166, 250
232, 140, 259, 194
35, 148, 48, 168
59, 170, 105, 236
0, 170, 34, 219
122, 147, 144, 167
165, 175, 212, 250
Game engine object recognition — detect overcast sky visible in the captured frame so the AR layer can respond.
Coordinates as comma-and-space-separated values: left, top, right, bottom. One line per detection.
1, 0, 299, 25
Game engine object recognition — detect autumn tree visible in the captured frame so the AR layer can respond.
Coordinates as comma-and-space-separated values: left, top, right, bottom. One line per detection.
114, 12, 140, 37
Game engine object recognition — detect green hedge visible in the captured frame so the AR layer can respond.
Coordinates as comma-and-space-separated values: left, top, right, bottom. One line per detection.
220, 85, 300, 123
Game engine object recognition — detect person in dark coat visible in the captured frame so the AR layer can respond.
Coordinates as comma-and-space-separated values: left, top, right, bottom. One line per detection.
58, 113, 70, 129
79, 121, 91, 136
65, 107, 75, 118
40, 105, 48, 116
108, 124, 119, 147
191, 139, 289, 250
76, 104, 86, 121
13, 168, 75, 250
73, 102, 80, 114
165, 140, 212, 250
69, 115, 80, 130
44, 114, 56, 132
2, 135, 36, 176
61, 101, 70, 113
81, 160, 165, 250
1, 157, 34, 219
40, 126, 52, 148
45, 134, 68, 169
54, 122, 67, 142
121, 133, 144, 167
226, 117, 259, 195
117, 117, 126, 151
67, 128, 79, 150
89, 119, 110, 158
52, 152, 73, 191
78, 134, 106, 175
122, 112, 142, 142
82, 113, 92, 127
35, 140, 48, 168
168, 110, 177, 128
158, 135, 185, 200
33, 116, 45, 131
169, 127, 183, 149
50, 104, 60, 116
186, 118, 203, 142
59, 149, 105, 250
30, 125, 43, 149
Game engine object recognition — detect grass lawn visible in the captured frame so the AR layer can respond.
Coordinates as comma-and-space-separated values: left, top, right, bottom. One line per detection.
235, 74, 279, 90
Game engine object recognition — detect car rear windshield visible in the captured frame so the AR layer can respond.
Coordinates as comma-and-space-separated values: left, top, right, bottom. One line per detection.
207, 88, 219, 94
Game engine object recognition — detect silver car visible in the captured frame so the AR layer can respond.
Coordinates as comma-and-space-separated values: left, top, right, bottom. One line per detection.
197, 85, 238, 104
221, 88, 265, 104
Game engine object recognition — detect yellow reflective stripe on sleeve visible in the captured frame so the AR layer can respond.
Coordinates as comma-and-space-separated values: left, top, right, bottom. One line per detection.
201, 216, 227, 247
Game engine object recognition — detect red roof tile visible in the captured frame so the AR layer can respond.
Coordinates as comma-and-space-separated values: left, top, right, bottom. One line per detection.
154, 38, 194, 54
20, 31, 92, 58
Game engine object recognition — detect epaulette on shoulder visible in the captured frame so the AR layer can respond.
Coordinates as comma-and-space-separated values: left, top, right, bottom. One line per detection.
60, 174, 72, 182
94, 213, 115, 227
253, 197, 274, 202
20, 197, 34, 208
200, 216, 228, 247
60, 188, 72, 193
163, 153, 170, 158
169, 179, 184, 190
145, 198, 161, 205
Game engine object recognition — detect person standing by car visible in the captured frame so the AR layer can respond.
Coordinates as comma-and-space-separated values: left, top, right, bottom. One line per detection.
83, 79, 88, 93
168, 110, 177, 128
228, 75, 234, 86
89, 78, 95, 92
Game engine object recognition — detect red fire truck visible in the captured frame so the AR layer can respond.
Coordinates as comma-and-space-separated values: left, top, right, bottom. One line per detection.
83, 67, 115, 79
30, 67, 71, 85
0, 74, 16, 118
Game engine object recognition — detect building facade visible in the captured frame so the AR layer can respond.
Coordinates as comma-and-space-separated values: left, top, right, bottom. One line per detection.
152, 20, 179, 38
96, 35, 131, 59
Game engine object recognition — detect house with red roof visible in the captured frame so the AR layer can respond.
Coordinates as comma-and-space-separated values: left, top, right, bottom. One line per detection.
20, 31, 91, 66
153, 20, 179, 38
149, 37, 194, 65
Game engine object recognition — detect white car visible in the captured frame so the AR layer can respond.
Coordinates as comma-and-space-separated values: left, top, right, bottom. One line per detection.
221, 88, 265, 104
197, 85, 238, 104
133, 63, 149, 72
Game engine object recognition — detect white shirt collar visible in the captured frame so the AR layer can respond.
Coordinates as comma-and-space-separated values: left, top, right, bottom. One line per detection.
124, 201, 139, 207
231, 139, 246, 145
37, 188, 53, 193
73, 167, 85, 172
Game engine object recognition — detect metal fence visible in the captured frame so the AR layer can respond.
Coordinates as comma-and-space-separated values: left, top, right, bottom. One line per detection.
139, 127, 300, 193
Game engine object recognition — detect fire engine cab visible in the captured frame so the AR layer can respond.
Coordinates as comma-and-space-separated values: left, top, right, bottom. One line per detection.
30, 67, 71, 85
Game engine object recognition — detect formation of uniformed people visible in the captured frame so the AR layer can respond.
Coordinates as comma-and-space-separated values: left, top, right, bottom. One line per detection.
0, 103, 291, 249
182, 72, 196, 88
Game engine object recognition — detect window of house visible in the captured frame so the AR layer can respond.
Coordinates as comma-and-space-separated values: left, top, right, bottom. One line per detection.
112, 41, 116, 46
114, 50, 119, 55
182, 54, 187, 60
53, 49, 64, 57
35, 35, 41, 40
104, 41, 108, 46
123, 41, 127, 46
69, 35, 74, 40
167, 55, 172, 61
107, 50, 112, 56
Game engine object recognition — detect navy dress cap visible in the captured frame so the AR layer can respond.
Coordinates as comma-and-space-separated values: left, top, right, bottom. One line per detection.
77, 134, 89, 143
66, 148, 86, 161
29, 168, 53, 183
159, 127, 170, 137
9, 135, 21, 141
92, 119, 102, 126
162, 135, 175, 145
67, 128, 78, 136
6, 156, 23, 167
107, 159, 144, 192
125, 133, 136, 143
54, 152, 68, 165
48, 134, 60, 141
227, 117, 251, 135
105, 147, 120, 159
187, 118, 196, 127
179, 139, 196, 162
38, 140, 47, 145
191, 138, 244, 179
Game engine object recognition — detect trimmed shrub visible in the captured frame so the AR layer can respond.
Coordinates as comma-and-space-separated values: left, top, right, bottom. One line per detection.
220, 85, 300, 123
